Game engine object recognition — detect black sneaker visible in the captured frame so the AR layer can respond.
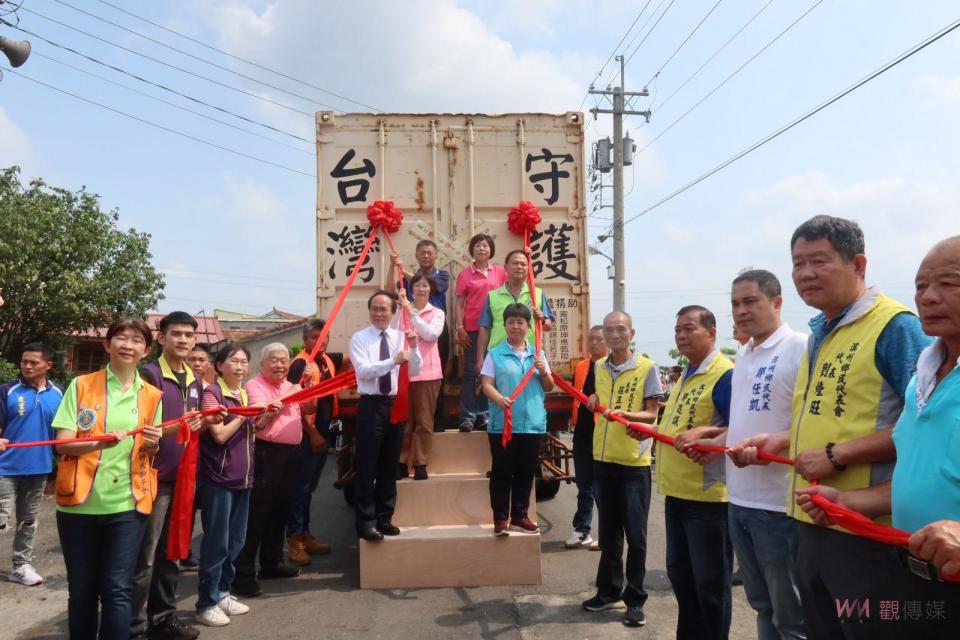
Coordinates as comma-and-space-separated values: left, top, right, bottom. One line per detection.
582, 594, 623, 612
458, 422, 473, 433
258, 563, 300, 580
624, 606, 646, 627
413, 465, 428, 480
179, 555, 199, 572
147, 617, 199, 640
232, 579, 262, 598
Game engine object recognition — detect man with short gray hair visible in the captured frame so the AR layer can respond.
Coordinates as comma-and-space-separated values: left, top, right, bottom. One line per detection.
233, 343, 316, 598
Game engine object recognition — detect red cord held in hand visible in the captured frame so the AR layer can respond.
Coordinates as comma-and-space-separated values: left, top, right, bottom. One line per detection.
502, 203, 543, 445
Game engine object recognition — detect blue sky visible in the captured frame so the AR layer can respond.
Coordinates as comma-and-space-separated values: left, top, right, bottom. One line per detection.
2, 0, 958, 365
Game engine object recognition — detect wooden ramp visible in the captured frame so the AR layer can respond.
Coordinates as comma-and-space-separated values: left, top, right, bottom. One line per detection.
359, 431, 543, 589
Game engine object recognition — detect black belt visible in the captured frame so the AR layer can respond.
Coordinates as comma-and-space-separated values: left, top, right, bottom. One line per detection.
898, 548, 944, 582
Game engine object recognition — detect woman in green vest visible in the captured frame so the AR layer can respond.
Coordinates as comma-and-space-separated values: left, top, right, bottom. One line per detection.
475, 249, 554, 375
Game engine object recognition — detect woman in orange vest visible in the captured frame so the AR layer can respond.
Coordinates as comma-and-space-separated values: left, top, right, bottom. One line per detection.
52, 317, 163, 640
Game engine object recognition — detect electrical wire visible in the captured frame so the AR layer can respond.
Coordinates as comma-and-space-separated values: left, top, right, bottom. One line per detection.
32, 50, 314, 155
1, 65, 316, 178
650, 0, 775, 114
12, 9, 315, 117
45, 0, 361, 112
641, 0, 724, 89
1, 22, 313, 143
617, 16, 960, 230
623, 0, 679, 67
610, 0, 668, 83
636, 0, 824, 155
578, 0, 653, 110
90, 0, 379, 112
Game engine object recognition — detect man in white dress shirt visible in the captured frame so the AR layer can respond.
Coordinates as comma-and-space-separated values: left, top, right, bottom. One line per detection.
349, 290, 422, 541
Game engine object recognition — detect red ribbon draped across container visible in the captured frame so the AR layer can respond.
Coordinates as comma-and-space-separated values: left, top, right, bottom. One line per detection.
502, 201, 543, 445
379, 224, 412, 424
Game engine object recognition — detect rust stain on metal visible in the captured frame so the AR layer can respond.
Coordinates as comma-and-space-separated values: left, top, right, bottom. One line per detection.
414, 171, 425, 212
571, 161, 580, 211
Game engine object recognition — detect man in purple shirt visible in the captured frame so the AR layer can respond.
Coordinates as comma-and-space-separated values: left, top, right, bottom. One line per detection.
131, 312, 204, 640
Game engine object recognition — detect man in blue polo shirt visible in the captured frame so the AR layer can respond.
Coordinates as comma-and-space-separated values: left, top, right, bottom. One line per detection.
0, 342, 63, 587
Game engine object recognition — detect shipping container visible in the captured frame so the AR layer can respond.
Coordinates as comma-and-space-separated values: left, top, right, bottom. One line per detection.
316, 112, 588, 442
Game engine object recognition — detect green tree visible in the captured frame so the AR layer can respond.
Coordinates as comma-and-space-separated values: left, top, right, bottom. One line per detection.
0, 166, 165, 361
667, 348, 689, 367
720, 346, 738, 358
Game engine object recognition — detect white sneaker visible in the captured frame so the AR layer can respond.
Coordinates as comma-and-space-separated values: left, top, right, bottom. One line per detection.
589, 540, 600, 551
564, 531, 591, 548
196, 606, 231, 627
9, 564, 43, 586
218, 594, 250, 616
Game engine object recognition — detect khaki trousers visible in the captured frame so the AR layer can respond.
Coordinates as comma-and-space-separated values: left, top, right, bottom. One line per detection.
400, 379, 442, 467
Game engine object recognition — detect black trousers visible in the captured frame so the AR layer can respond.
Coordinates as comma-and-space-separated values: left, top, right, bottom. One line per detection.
594, 462, 651, 607
487, 433, 541, 521
797, 522, 960, 639
665, 497, 732, 640
354, 395, 404, 533
234, 439, 299, 582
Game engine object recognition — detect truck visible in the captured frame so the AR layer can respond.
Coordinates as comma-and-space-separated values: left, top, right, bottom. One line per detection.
315, 112, 590, 499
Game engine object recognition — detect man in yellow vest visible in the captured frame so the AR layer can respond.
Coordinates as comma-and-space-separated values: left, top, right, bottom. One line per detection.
659, 305, 735, 640
565, 325, 607, 550
786, 215, 931, 638
581, 311, 663, 627
795, 235, 960, 638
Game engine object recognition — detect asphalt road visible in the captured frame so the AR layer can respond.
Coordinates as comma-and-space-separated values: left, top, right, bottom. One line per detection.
3, 447, 758, 640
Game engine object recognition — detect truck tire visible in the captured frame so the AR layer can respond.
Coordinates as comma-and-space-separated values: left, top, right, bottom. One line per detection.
535, 477, 561, 500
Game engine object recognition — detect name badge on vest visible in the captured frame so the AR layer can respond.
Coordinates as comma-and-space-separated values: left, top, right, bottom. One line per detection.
77, 407, 97, 432
190, 388, 199, 399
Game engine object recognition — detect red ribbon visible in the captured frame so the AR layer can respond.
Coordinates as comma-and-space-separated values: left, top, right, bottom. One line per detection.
807, 481, 959, 582
502, 204, 543, 446
307, 227, 379, 363
165, 375, 356, 560
380, 227, 412, 424
553, 370, 960, 579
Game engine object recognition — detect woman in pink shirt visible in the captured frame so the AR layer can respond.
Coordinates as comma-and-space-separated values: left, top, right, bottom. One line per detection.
398, 273, 445, 480
455, 234, 508, 432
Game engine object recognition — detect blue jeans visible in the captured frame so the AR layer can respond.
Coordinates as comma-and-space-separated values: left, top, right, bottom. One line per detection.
665, 496, 733, 640
197, 483, 250, 611
0, 474, 46, 568
286, 434, 329, 537
458, 330, 488, 427
57, 509, 147, 640
594, 462, 651, 606
571, 438, 595, 534
728, 504, 805, 640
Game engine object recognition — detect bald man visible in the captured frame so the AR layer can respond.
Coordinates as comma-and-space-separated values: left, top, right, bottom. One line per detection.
581, 311, 663, 627
798, 236, 960, 638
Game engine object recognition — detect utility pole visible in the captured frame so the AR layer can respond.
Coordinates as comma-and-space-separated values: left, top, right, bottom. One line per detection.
589, 55, 650, 312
